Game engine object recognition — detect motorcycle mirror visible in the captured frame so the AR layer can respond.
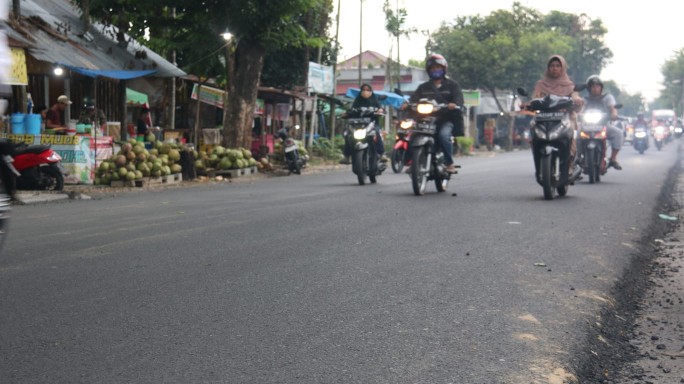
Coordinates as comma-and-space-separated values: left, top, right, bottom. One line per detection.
378, 94, 388, 101
394, 88, 404, 96
574, 84, 587, 92
615, 103, 623, 109
516, 88, 528, 97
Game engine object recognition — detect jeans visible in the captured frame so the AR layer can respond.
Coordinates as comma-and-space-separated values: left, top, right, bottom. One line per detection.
436, 121, 455, 165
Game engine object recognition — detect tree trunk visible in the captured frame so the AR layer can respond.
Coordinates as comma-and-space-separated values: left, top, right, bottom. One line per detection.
223, 42, 265, 149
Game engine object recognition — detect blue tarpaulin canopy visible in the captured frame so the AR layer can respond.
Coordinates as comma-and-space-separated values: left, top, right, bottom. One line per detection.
345, 88, 409, 109
58, 63, 157, 80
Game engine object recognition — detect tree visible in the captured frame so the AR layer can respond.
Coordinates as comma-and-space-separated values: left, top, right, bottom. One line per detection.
658, 49, 684, 116
383, 0, 416, 91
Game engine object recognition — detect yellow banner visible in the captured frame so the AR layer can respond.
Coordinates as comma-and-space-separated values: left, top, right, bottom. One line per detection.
9, 48, 27, 85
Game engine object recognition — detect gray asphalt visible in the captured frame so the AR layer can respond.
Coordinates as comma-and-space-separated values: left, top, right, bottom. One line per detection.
0, 142, 678, 383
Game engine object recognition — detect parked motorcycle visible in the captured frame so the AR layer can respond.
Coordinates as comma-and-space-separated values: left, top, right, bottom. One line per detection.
653, 124, 666, 151
12, 143, 65, 191
400, 99, 457, 196
633, 124, 649, 154
343, 107, 387, 185
518, 87, 582, 200
276, 125, 307, 175
390, 122, 410, 173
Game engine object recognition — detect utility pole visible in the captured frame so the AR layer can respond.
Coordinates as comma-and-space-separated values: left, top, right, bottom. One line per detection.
330, 0, 341, 141
358, 0, 363, 86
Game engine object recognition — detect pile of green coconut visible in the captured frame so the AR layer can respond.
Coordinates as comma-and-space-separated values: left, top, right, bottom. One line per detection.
194, 146, 258, 172
94, 139, 187, 185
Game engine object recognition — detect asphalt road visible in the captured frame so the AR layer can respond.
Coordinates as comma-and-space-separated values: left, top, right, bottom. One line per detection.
0, 142, 680, 383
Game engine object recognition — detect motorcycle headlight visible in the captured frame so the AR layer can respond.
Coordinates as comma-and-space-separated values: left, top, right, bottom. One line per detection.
635, 131, 647, 138
400, 119, 414, 129
416, 103, 434, 114
534, 127, 547, 140
353, 128, 366, 140
580, 131, 590, 139
656, 126, 665, 134
583, 111, 603, 124
676, 127, 683, 133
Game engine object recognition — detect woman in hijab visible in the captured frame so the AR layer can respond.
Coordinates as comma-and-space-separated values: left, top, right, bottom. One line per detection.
340, 84, 388, 164
531, 55, 583, 177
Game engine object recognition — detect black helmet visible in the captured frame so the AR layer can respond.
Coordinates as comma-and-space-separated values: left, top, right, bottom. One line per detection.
425, 53, 448, 72
586, 75, 603, 90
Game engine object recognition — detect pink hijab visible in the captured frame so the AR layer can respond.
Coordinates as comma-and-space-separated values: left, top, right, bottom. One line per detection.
534, 55, 575, 97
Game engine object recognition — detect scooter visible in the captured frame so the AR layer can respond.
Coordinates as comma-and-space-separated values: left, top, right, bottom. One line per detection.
653, 124, 666, 151
276, 125, 307, 175
12, 143, 65, 191
633, 124, 649, 154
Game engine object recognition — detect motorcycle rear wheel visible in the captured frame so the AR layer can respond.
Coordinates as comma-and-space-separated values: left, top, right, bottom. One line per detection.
411, 146, 428, 196
540, 155, 554, 200
41, 164, 64, 191
391, 148, 404, 173
353, 150, 367, 185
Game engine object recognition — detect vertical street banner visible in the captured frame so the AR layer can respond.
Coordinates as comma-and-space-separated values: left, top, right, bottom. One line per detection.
307, 62, 334, 94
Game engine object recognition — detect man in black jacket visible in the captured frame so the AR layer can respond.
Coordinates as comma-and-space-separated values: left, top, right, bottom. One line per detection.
404, 54, 465, 173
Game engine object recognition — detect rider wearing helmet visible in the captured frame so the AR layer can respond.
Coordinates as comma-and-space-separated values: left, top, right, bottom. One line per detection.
401, 53, 464, 173
583, 75, 623, 170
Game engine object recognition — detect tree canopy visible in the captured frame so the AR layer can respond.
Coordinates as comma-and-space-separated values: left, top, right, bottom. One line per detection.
429, 2, 614, 112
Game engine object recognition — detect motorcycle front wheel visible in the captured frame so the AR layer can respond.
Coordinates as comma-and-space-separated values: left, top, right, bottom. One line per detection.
540, 154, 554, 200
391, 148, 404, 173
587, 147, 597, 184
353, 149, 367, 185
41, 164, 64, 191
411, 146, 429, 196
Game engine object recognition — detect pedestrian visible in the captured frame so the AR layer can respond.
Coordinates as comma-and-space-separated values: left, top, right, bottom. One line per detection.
136, 108, 150, 139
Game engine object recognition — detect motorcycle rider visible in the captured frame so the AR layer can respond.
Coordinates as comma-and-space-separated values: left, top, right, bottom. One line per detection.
583, 75, 623, 170
340, 83, 388, 164
634, 111, 649, 128
401, 53, 464, 174
531, 54, 583, 178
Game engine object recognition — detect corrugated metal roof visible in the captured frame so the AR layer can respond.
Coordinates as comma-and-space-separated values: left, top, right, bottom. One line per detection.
5, 0, 185, 78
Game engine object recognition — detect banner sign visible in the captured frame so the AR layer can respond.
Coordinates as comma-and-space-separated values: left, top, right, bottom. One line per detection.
0, 134, 114, 184
463, 90, 481, 107
9, 48, 28, 86
191, 83, 225, 109
307, 62, 334, 94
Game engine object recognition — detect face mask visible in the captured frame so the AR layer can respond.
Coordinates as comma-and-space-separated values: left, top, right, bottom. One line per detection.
429, 69, 445, 80
361, 90, 372, 98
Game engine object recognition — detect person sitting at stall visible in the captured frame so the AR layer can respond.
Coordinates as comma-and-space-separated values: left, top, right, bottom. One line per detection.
46, 95, 71, 134
136, 108, 150, 140
78, 102, 106, 132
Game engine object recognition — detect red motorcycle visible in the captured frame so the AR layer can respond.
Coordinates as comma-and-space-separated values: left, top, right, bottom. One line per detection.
12, 144, 66, 191
390, 124, 411, 173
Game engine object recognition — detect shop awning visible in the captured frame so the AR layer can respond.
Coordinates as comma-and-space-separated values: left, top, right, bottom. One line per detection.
59, 63, 157, 80
126, 88, 149, 106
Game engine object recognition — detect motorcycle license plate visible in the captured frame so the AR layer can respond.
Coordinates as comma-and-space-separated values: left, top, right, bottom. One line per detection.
535, 112, 565, 121
415, 122, 435, 132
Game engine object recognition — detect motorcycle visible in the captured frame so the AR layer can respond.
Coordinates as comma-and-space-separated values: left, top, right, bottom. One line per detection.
390, 122, 411, 173
577, 105, 621, 184
518, 87, 582, 200
276, 125, 307, 175
632, 124, 649, 154
12, 142, 65, 191
342, 107, 387, 185
0, 139, 18, 253
653, 124, 666, 151
400, 99, 457, 196
675, 122, 684, 139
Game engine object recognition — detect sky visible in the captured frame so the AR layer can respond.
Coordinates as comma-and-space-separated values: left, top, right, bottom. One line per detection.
332, 0, 684, 101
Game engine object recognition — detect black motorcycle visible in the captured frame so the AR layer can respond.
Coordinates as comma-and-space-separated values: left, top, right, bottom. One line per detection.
401, 99, 457, 196
343, 107, 387, 185
519, 88, 582, 200
276, 125, 307, 175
